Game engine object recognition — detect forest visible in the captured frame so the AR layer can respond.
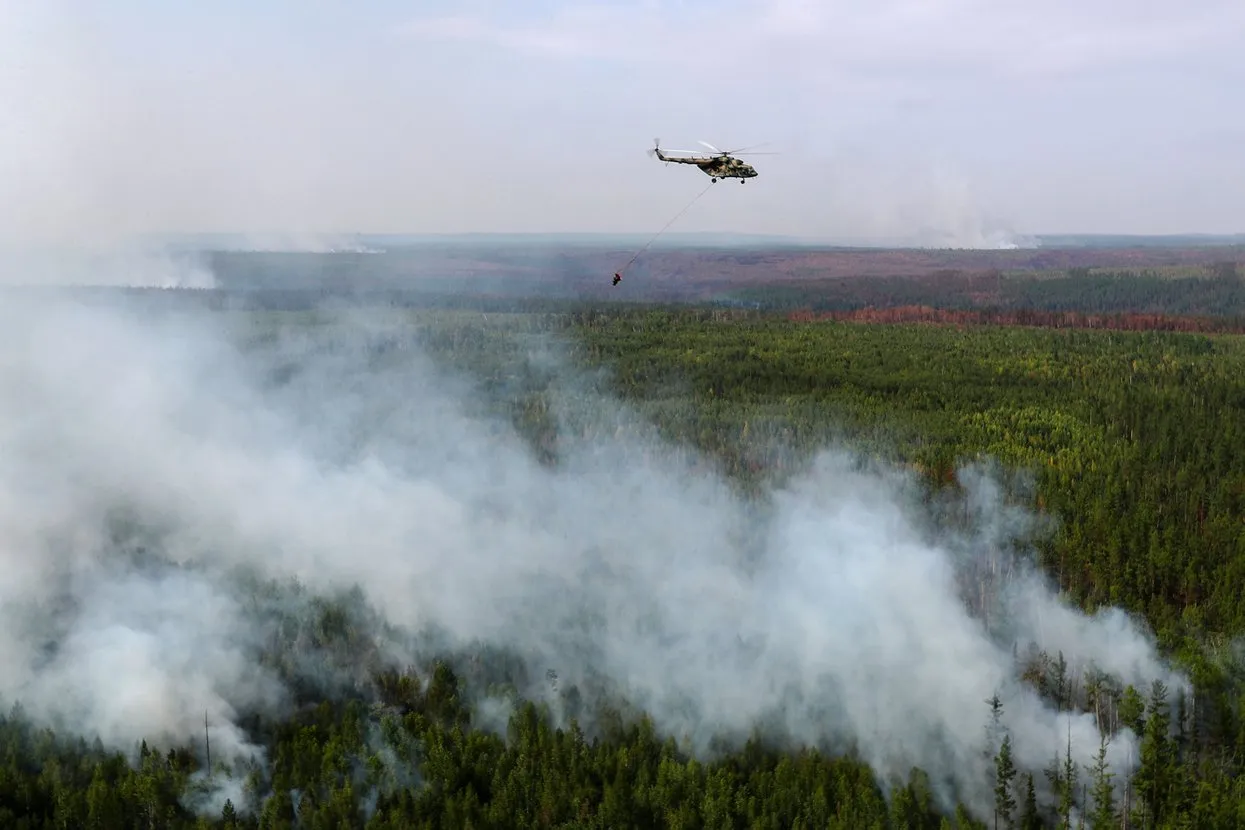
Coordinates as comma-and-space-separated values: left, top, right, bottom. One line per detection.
198, 243, 1245, 308
5, 256, 1245, 828
722, 264, 1245, 318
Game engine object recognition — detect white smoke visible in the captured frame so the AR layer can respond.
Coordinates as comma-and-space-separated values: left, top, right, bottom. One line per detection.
0, 261, 1186, 819
905, 168, 1038, 250
0, 245, 218, 287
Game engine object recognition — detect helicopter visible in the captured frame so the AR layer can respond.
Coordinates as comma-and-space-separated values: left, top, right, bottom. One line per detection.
647, 139, 775, 183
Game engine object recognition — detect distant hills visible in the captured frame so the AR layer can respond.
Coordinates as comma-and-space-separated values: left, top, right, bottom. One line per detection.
148, 232, 807, 253
146, 231, 1245, 253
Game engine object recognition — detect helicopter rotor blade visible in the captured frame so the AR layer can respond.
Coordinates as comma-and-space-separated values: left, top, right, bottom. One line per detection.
721, 142, 771, 154
697, 140, 724, 154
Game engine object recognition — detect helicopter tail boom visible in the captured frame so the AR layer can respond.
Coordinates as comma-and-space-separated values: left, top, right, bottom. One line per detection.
649, 140, 708, 165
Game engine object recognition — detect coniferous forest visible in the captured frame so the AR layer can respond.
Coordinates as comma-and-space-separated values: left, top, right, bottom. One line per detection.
4, 256, 1245, 829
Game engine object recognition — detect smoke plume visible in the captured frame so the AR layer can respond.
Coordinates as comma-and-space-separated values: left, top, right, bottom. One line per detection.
0, 263, 1186, 820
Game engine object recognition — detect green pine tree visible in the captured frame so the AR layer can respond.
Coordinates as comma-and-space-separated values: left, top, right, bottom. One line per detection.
1135, 679, 1172, 827
995, 734, 1017, 829
1018, 773, 1041, 830
221, 798, 238, 827
1087, 735, 1116, 829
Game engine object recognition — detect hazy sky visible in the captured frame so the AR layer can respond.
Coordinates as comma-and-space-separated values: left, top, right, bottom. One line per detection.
2, 0, 1244, 245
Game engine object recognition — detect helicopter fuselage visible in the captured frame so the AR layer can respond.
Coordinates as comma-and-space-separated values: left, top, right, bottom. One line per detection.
653, 148, 757, 181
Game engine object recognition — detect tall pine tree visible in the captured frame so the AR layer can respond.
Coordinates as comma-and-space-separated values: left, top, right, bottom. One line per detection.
1018, 773, 1041, 830
1135, 679, 1171, 827
994, 734, 1017, 829
1087, 734, 1116, 829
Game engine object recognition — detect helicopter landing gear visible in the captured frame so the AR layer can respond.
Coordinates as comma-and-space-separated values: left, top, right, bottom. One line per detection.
710, 177, 717, 183
740, 179, 746, 184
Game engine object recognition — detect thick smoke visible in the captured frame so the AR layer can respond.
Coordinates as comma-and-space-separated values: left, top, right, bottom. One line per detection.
902, 167, 1037, 250
0, 246, 218, 287
0, 268, 1185, 819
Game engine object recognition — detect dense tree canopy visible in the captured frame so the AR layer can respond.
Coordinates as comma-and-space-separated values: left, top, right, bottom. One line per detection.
6, 274, 1245, 827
